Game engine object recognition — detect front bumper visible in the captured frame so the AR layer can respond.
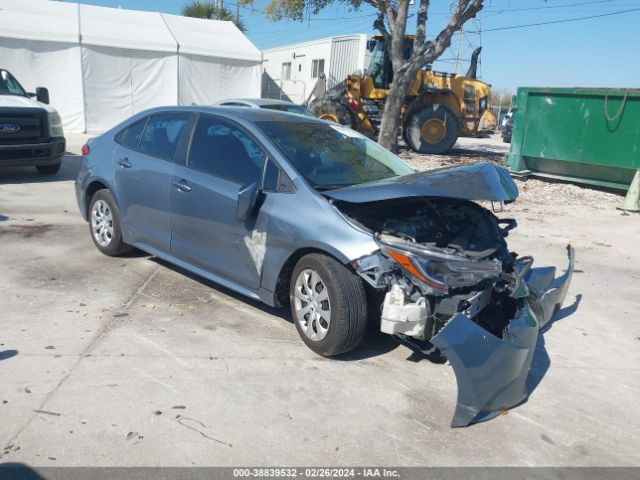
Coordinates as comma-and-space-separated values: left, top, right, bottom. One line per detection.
431, 245, 575, 427
0, 137, 66, 167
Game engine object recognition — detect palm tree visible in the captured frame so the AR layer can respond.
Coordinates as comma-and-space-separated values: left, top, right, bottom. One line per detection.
181, 1, 247, 32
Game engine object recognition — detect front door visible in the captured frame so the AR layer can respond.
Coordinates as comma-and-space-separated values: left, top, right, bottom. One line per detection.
170, 115, 266, 290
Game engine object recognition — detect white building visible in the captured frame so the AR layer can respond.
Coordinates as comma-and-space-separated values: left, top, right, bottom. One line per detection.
261, 35, 370, 104
0, 0, 262, 133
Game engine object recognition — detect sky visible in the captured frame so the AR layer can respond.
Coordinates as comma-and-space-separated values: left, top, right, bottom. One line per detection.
60, 0, 640, 93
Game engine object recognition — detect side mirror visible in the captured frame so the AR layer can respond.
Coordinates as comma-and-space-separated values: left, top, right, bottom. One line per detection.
36, 87, 50, 104
236, 182, 260, 222
366, 39, 377, 52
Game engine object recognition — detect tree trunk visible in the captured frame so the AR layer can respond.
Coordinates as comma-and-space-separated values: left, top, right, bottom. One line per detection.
377, 70, 415, 153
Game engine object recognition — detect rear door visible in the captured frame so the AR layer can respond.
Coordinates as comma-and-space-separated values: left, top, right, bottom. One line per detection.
113, 112, 191, 253
170, 114, 267, 289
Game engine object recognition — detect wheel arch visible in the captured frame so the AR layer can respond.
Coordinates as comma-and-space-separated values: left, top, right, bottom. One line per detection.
271, 246, 355, 308
83, 180, 110, 220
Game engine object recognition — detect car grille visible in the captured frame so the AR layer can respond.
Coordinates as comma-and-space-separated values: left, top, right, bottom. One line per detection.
0, 108, 47, 145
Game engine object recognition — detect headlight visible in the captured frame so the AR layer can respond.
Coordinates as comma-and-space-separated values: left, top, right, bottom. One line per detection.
48, 111, 64, 138
385, 247, 502, 293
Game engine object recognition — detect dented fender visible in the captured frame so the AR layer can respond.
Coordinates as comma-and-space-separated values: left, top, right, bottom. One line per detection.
432, 245, 575, 427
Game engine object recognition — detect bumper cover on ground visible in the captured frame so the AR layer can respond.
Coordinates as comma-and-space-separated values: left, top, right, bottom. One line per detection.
432, 245, 575, 427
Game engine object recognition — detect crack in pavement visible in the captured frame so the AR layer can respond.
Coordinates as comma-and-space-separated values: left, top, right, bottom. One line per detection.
0, 266, 162, 459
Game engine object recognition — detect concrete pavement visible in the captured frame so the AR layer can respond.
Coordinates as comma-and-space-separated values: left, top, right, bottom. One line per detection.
0, 139, 639, 466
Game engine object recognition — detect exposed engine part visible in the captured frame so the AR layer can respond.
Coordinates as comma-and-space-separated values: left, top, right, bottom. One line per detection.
337, 196, 516, 269
351, 252, 395, 289
380, 284, 432, 339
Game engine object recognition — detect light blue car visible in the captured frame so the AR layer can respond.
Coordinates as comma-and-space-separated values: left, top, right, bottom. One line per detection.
75, 106, 574, 427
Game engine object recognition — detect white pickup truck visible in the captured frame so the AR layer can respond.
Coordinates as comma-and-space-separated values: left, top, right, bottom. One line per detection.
0, 69, 65, 175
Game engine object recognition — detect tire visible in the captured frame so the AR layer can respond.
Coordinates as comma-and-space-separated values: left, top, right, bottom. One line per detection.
289, 253, 368, 357
309, 98, 357, 129
405, 105, 459, 154
88, 189, 132, 256
36, 162, 61, 175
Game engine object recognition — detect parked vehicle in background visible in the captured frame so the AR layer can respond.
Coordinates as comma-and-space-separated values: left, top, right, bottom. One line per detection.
0, 69, 65, 174
308, 36, 497, 154
76, 106, 574, 427
502, 109, 517, 143
214, 98, 316, 118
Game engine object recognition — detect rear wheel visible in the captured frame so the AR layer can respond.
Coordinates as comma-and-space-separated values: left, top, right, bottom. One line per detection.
290, 253, 367, 357
88, 190, 132, 256
405, 105, 459, 154
310, 98, 357, 129
36, 162, 61, 175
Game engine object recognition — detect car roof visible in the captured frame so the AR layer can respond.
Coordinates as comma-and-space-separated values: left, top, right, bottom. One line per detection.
130, 104, 323, 125
218, 98, 301, 107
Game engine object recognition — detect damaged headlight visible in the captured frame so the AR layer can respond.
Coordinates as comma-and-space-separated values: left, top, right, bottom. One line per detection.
385, 247, 502, 293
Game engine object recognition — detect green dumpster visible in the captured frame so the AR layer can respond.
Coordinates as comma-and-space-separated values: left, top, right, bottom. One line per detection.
506, 87, 640, 190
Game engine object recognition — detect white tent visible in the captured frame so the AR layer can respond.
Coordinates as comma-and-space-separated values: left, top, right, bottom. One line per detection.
0, 0, 262, 133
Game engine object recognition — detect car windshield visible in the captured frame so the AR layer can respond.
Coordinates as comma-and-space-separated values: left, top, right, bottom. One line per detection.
258, 121, 414, 189
0, 70, 27, 97
261, 104, 316, 118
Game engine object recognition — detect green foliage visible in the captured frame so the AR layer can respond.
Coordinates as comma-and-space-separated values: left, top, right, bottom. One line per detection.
255, 0, 360, 21
181, 1, 247, 32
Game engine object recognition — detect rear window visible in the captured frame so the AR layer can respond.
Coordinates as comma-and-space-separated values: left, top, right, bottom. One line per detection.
115, 117, 147, 150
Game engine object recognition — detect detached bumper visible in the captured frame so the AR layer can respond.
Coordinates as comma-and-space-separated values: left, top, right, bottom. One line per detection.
0, 137, 66, 167
431, 245, 575, 427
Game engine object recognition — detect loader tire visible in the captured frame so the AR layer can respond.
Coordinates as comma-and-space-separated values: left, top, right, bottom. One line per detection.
405, 105, 459, 154
310, 98, 357, 129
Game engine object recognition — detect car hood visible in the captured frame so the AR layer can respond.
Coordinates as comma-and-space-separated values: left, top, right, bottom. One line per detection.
323, 162, 519, 203
0, 94, 56, 113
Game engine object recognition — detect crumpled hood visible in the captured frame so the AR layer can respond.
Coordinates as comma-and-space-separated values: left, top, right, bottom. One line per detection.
323, 162, 519, 203
0, 94, 57, 114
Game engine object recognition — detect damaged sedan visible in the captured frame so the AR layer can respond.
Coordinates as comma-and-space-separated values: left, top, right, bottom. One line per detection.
76, 106, 574, 427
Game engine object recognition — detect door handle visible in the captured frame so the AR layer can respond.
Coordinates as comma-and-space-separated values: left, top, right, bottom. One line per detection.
117, 157, 132, 168
172, 179, 192, 192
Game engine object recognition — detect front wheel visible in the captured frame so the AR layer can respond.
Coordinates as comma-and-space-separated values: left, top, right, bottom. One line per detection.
88, 190, 133, 256
405, 105, 459, 154
289, 253, 368, 357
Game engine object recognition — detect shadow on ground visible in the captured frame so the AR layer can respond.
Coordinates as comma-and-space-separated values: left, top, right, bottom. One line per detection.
0, 349, 18, 362
0, 153, 80, 185
150, 256, 400, 360
527, 293, 583, 395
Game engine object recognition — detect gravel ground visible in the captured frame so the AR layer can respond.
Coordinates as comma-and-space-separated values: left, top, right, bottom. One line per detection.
398, 134, 626, 213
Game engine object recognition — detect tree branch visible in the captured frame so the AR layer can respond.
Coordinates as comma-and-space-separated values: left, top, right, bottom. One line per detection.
410, 0, 483, 69
414, 0, 430, 52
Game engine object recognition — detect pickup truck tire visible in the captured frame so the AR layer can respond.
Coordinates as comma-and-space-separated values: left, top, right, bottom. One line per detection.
290, 253, 368, 357
88, 190, 133, 256
36, 162, 61, 175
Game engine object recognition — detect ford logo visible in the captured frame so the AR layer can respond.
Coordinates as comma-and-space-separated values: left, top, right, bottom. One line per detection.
0, 123, 21, 134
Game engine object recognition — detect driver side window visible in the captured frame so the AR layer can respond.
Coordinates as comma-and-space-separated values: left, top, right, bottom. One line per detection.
188, 115, 265, 186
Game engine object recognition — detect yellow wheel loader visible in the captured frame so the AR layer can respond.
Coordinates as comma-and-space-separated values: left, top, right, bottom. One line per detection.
308, 35, 497, 154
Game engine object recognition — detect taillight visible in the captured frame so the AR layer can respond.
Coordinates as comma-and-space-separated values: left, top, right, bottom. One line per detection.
81, 144, 90, 156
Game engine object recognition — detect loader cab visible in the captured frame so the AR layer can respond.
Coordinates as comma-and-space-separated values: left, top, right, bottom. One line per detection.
366, 37, 413, 89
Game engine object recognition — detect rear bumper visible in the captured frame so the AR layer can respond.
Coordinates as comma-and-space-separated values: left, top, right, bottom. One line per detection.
0, 137, 66, 167
431, 245, 575, 427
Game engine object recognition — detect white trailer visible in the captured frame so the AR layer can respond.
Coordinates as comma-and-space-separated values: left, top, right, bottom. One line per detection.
261, 34, 370, 104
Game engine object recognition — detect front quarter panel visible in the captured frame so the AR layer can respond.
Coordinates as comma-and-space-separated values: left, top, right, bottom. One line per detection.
258, 180, 379, 299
